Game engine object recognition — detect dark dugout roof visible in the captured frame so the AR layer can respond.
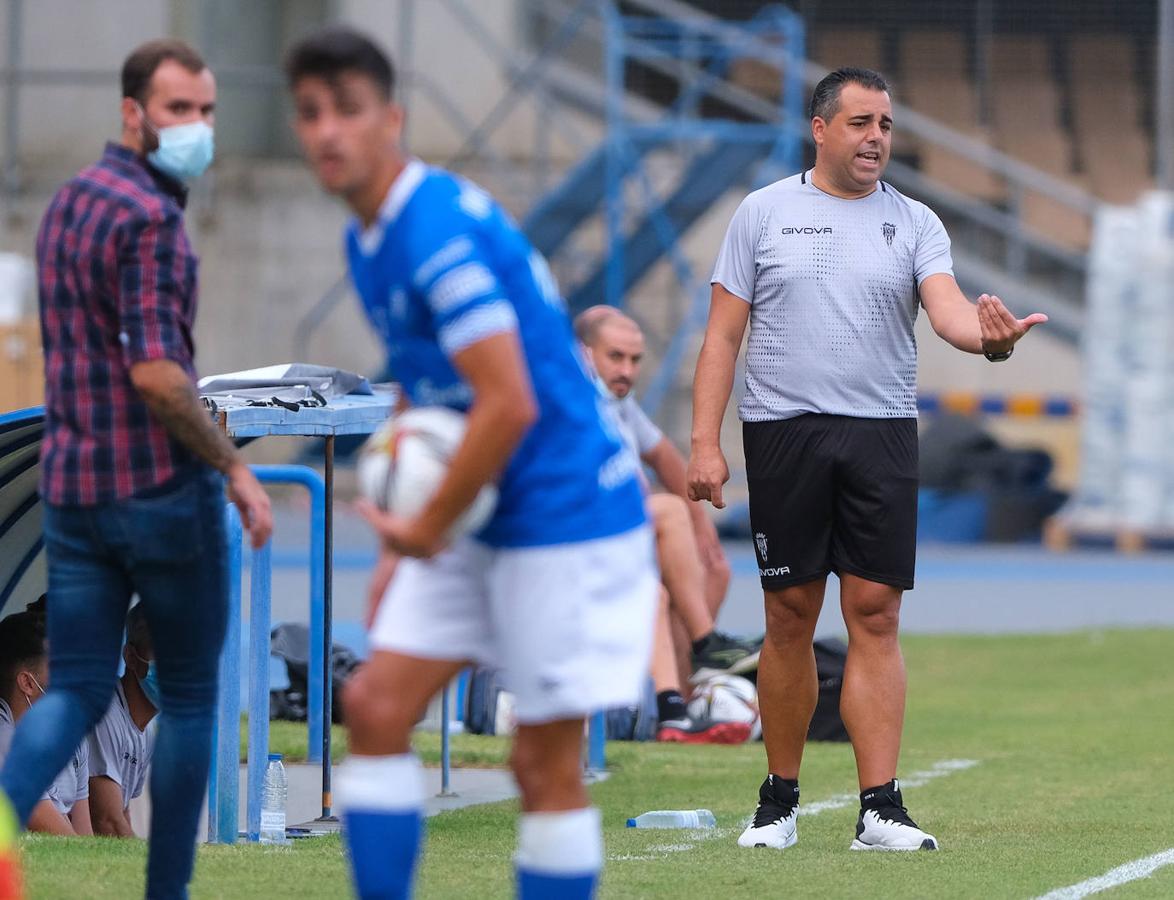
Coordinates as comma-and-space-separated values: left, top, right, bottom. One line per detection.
0, 407, 45, 617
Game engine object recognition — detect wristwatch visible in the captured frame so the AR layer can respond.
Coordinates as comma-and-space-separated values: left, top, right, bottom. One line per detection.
983, 346, 1013, 362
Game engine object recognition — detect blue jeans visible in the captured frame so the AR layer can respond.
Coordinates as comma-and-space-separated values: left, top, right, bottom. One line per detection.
0, 466, 228, 900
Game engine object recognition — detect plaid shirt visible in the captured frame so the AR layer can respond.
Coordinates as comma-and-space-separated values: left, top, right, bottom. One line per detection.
38, 142, 200, 505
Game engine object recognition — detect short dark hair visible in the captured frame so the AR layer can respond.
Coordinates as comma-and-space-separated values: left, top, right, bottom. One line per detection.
284, 27, 396, 101
0, 609, 46, 696
809, 67, 890, 121
121, 39, 207, 105
126, 602, 153, 658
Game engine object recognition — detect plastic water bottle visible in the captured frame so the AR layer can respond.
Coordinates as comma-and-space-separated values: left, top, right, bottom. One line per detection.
259, 753, 288, 844
626, 809, 717, 829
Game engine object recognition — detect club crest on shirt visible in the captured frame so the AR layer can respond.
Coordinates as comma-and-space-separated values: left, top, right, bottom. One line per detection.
755, 531, 768, 561
882, 222, 897, 246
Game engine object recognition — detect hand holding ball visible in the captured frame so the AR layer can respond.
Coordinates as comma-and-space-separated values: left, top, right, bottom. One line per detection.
357, 406, 498, 539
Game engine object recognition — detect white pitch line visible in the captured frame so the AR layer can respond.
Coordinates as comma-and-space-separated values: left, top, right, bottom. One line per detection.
610, 757, 980, 861
611, 828, 730, 861
799, 758, 980, 817
1033, 848, 1174, 900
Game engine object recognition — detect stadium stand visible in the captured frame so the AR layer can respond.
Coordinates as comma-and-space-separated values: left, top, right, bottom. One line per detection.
805, 22, 1155, 247
898, 29, 970, 78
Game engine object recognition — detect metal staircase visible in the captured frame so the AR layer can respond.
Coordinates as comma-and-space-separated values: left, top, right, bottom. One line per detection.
292, 0, 1096, 417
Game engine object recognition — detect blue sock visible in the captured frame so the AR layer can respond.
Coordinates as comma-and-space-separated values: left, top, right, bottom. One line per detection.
516, 807, 602, 900
338, 754, 425, 900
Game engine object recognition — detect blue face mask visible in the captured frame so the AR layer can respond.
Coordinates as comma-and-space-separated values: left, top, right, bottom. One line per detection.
139, 104, 215, 182
131, 647, 162, 709
139, 662, 162, 710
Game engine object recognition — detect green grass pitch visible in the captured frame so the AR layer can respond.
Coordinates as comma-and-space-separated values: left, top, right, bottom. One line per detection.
19, 629, 1174, 899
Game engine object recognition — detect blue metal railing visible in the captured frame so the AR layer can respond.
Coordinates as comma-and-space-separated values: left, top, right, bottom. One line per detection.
207, 505, 243, 844
208, 464, 327, 844
253, 466, 328, 760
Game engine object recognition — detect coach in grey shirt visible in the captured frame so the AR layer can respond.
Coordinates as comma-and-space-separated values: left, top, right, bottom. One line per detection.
688, 67, 1047, 853
87, 604, 158, 837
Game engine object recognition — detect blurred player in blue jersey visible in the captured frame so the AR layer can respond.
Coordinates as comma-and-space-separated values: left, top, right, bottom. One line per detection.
286, 28, 657, 900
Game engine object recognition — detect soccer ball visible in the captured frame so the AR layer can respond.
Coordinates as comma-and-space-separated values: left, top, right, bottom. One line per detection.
357, 406, 498, 538
687, 674, 761, 741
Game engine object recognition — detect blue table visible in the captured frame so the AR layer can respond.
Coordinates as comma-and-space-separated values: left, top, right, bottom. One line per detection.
209, 389, 395, 842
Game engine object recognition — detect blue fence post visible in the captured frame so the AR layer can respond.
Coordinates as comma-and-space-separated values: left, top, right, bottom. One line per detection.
251, 465, 327, 763
440, 687, 453, 796
587, 711, 607, 772
245, 540, 272, 842
210, 465, 327, 843
307, 476, 326, 764
603, 1, 626, 309
455, 669, 469, 723
208, 504, 243, 844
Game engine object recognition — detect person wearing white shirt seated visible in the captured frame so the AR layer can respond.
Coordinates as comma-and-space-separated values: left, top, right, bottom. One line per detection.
0, 602, 91, 836
87, 603, 158, 837
575, 307, 760, 743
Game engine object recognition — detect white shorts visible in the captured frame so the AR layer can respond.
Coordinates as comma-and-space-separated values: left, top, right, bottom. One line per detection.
370, 525, 658, 724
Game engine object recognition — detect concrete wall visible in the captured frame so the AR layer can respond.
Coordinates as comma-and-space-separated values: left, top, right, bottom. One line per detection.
1, 1, 169, 172
338, 0, 594, 165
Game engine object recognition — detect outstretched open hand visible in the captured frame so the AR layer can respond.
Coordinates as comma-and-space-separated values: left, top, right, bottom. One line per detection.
977, 293, 1048, 355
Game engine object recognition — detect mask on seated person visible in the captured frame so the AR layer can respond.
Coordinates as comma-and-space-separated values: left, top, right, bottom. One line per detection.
130, 647, 162, 710
21, 673, 45, 710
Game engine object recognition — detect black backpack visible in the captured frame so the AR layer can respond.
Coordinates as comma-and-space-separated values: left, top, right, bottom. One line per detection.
741, 637, 849, 742
269, 623, 362, 724
809, 638, 850, 742
464, 667, 658, 741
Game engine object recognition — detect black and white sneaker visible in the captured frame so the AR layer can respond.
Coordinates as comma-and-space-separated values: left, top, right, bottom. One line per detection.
850, 779, 939, 851
692, 631, 762, 682
737, 775, 799, 849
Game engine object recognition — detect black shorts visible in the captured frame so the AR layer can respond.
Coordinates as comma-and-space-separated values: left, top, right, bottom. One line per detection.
743, 414, 918, 591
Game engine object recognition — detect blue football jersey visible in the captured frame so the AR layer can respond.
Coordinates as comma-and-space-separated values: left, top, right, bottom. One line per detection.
345, 160, 647, 548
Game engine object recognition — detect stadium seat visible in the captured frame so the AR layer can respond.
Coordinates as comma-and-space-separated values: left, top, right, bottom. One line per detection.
727, 56, 785, 101
1084, 130, 1154, 204
1022, 177, 1093, 251
726, 27, 803, 103
1067, 34, 1137, 84
989, 34, 1054, 79
917, 129, 1006, 203
899, 30, 969, 79
1071, 81, 1144, 137
998, 129, 1076, 177
991, 82, 1063, 135
904, 78, 981, 130
901, 78, 981, 169
812, 28, 886, 75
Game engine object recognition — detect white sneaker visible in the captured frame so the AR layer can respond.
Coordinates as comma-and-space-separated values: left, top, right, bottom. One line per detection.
849, 780, 939, 851
737, 775, 799, 850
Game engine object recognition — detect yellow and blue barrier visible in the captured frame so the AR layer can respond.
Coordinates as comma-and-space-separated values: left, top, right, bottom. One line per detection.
918, 392, 1079, 418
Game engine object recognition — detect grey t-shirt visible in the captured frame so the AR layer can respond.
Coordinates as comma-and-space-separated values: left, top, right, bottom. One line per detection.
0, 698, 89, 816
86, 681, 155, 809
712, 170, 954, 421
611, 394, 664, 459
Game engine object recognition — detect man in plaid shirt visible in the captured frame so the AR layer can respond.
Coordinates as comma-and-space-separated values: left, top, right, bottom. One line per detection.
0, 38, 270, 900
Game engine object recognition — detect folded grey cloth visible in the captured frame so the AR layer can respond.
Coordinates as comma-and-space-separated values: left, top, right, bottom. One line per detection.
198, 364, 372, 405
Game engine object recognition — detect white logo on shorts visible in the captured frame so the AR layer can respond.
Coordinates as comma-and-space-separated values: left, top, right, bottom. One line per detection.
755, 532, 768, 560
759, 566, 792, 577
